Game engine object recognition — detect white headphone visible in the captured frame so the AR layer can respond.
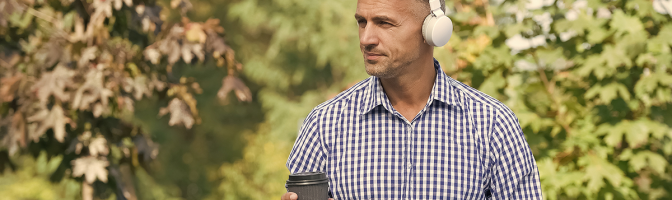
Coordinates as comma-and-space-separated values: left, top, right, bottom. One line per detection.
422, 0, 453, 47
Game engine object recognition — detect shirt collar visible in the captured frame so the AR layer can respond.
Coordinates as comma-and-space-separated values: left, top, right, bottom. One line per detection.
359, 58, 457, 115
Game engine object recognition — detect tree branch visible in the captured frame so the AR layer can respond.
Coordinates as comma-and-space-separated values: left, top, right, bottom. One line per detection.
531, 51, 573, 136
481, 0, 495, 26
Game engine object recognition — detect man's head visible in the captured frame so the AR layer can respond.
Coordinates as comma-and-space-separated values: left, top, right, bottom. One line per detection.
355, 0, 446, 79
414, 0, 446, 14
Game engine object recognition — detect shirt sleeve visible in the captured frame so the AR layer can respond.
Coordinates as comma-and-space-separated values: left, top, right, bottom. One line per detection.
286, 110, 328, 175
489, 108, 543, 199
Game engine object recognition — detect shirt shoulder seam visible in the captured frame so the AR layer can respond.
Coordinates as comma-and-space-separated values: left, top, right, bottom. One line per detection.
311, 77, 372, 114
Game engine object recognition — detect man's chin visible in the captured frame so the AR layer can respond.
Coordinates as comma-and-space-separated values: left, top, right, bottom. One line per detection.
365, 63, 390, 78
364, 64, 376, 75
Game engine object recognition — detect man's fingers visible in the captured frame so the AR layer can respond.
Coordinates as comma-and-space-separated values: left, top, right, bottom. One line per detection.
282, 192, 332, 200
281, 192, 298, 200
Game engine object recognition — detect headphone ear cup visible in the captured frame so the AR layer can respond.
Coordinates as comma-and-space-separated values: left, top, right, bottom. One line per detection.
422, 14, 435, 45
422, 14, 453, 47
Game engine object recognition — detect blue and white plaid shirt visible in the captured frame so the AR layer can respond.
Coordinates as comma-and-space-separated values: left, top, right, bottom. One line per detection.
287, 59, 542, 199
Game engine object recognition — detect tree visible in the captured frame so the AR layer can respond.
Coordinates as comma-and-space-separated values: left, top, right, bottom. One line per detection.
0, 0, 250, 199
438, 0, 672, 199
204, 0, 363, 199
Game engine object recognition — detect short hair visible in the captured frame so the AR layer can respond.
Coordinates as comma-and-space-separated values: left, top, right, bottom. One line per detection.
415, 0, 446, 14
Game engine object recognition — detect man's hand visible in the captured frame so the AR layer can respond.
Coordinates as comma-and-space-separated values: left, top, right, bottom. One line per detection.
281, 192, 298, 200
281, 192, 334, 200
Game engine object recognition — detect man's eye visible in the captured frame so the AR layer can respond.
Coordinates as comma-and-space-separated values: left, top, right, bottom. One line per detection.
357, 20, 366, 26
380, 21, 393, 26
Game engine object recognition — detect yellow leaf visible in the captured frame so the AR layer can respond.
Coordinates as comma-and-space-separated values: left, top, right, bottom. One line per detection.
185, 23, 207, 43
71, 156, 109, 183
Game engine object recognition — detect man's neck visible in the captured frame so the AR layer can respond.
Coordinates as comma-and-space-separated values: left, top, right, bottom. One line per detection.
379, 56, 437, 122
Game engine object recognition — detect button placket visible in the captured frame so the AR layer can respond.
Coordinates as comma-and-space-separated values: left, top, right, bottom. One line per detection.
401, 124, 409, 199
407, 126, 413, 171
406, 125, 414, 198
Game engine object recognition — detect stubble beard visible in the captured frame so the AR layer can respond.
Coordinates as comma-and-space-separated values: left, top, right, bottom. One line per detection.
364, 52, 419, 79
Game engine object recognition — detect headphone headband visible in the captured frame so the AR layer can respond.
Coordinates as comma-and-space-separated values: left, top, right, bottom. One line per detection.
429, 0, 444, 16
422, 0, 452, 47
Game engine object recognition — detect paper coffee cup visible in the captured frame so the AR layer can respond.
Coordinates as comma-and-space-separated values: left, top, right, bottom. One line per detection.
286, 171, 329, 200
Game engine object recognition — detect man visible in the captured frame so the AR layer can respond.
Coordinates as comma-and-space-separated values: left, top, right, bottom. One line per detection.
282, 0, 542, 199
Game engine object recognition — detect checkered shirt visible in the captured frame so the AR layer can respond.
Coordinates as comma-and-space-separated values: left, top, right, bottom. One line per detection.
286, 59, 542, 199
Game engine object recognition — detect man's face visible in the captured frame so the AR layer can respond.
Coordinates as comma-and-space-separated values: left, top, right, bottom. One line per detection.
355, 0, 427, 78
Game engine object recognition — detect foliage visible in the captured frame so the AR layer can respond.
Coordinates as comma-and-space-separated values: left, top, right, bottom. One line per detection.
204, 0, 362, 199
434, 0, 672, 199
0, 151, 81, 200
0, 0, 249, 199
2, 0, 671, 199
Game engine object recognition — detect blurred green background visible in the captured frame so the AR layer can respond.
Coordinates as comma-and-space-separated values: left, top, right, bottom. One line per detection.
1, 0, 672, 199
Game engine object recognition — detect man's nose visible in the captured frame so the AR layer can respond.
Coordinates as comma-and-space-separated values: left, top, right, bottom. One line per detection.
359, 23, 379, 47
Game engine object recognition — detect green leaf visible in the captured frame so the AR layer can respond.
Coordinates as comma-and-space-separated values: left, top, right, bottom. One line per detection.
655, 25, 672, 46
647, 38, 667, 53
647, 153, 667, 175
626, 0, 660, 19
594, 123, 612, 136
475, 46, 514, 70
610, 10, 644, 36
575, 55, 609, 79
635, 53, 656, 67
616, 83, 631, 101
645, 119, 671, 139
550, 125, 562, 137
581, 155, 628, 193
625, 120, 648, 147
655, 87, 672, 103
628, 152, 647, 171
601, 121, 633, 147
478, 70, 506, 97
584, 84, 602, 100
63, 11, 77, 31
586, 83, 629, 104
604, 128, 624, 147
619, 149, 633, 161
473, 26, 500, 39
587, 0, 608, 8
601, 45, 632, 69
586, 27, 611, 44
635, 74, 658, 97
629, 151, 668, 175
618, 31, 648, 57
9, 11, 34, 29
451, 10, 479, 24
535, 48, 564, 69
663, 142, 672, 156
504, 23, 532, 38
